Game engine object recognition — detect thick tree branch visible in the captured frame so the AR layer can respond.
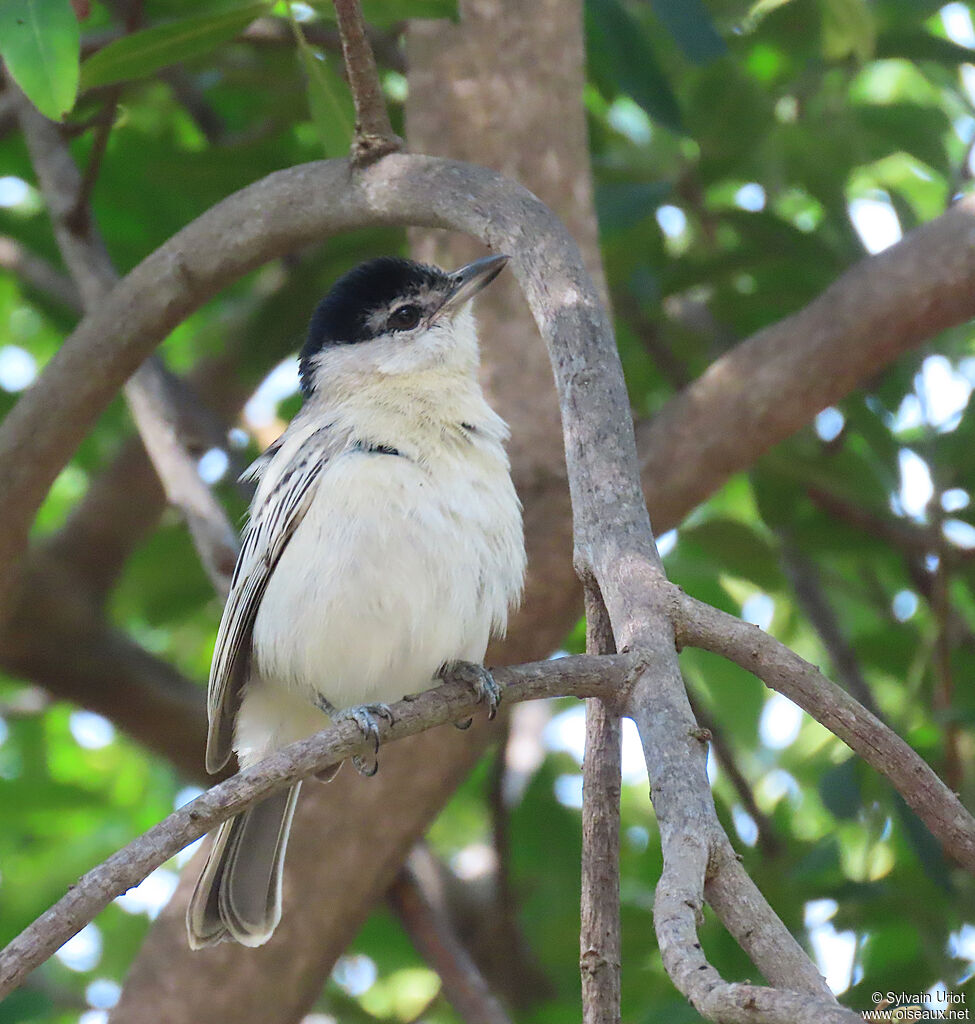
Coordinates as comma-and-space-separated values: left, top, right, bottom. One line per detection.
332, 0, 402, 163
675, 589, 975, 874
0, 654, 632, 998
640, 194, 975, 534
507, 121, 839, 1015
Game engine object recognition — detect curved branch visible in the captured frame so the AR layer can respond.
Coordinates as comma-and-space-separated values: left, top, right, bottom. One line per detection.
675, 588, 975, 874
0, 654, 631, 999
0, 153, 596, 610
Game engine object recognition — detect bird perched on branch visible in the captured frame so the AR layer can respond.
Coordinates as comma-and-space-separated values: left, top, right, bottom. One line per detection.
187, 254, 525, 949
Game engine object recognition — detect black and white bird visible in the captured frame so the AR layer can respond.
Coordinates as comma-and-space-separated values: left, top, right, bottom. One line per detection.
186, 254, 526, 949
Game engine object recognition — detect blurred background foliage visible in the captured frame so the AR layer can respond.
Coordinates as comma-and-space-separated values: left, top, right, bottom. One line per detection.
1, 0, 975, 1020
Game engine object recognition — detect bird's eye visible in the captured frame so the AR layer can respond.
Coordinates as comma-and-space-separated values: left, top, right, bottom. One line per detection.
388, 304, 421, 331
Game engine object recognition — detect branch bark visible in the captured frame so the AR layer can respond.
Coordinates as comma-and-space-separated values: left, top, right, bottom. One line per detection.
331, 0, 402, 163
0, 654, 632, 999
580, 587, 621, 1024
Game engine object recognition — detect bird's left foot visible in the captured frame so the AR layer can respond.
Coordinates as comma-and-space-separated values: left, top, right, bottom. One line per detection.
333, 703, 395, 776
440, 661, 502, 728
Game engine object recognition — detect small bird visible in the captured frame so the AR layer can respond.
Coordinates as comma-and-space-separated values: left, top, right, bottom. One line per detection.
186, 254, 526, 949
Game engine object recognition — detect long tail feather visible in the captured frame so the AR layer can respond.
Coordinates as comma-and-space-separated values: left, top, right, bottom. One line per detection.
186, 782, 301, 949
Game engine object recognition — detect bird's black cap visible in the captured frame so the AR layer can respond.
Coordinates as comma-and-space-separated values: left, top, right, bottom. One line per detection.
299, 257, 448, 395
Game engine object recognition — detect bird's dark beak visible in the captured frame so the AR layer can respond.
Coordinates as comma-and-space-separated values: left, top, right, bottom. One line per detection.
438, 254, 509, 316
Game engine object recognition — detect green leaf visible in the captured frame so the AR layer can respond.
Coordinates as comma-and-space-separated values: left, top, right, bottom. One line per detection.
79, 2, 271, 90
586, 0, 683, 133
0, 0, 80, 121
292, 28, 353, 159
650, 0, 727, 64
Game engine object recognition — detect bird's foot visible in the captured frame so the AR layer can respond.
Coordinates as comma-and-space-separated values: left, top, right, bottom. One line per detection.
333, 703, 395, 776
440, 661, 502, 728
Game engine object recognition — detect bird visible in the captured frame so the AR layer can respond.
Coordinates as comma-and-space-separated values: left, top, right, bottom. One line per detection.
186, 253, 526, 949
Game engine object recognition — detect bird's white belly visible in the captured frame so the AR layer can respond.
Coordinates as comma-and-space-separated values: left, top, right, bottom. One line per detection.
249, 449, 520, 713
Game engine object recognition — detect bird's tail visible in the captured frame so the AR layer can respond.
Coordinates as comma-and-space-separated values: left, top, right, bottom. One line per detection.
186, 782, 301, 949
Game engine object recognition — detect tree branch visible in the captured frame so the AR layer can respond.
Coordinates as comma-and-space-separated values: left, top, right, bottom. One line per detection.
675, 588, 975, 874
0, 236, 81, 311
0, 153, 621, 613
389, 846, 513, 1024
12, 88, 239, 598
580, 586, 621, 1024
686, 692, 781, 858
0, 654, 632, 999
331, 0, 402, 163
639, 193, 975, 535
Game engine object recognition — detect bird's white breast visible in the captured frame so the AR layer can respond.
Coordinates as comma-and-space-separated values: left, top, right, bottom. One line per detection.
233, 310, 525, 767
236, 429, 523, 766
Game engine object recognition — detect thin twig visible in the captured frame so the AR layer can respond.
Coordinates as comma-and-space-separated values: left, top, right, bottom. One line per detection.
779, 538, 884, 720
331, 0, 402, 163
0, 653, 633, 998
930, 557, 963, 791
389, 846, 513, 1024
65, 87, 122, 235
580, 585, 621, 1024
0, 236, 81, 312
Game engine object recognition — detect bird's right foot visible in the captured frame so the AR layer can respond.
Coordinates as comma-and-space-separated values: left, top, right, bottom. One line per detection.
333, 703, 395, 776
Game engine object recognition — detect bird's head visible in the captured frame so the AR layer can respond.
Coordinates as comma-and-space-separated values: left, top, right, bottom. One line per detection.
298, 254, 508, 396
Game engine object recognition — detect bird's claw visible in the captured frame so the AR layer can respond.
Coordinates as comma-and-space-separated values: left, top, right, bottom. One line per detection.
441, 661, 502, 726
333, 703, 394, 777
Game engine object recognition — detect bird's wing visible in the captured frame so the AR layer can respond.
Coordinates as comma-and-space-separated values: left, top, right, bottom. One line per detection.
205, 425, 336, 774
